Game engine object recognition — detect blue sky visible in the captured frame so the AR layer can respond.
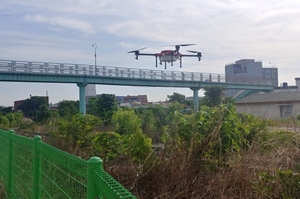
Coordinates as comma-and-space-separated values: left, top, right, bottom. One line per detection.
1, 0, 300, 106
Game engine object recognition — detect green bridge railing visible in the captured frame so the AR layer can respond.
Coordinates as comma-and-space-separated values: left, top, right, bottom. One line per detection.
0, 129, 137, 199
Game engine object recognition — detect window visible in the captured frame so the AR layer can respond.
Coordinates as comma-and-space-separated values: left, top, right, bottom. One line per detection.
280, 104, 292, 118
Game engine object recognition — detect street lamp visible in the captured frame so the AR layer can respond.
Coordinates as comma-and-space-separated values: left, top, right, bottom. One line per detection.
92, 43, 97, 74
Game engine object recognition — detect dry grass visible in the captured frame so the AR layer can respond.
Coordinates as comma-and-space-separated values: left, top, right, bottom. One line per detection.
107, 130, 300, 199
0, 179, 7, 199
11, 116, 300, 198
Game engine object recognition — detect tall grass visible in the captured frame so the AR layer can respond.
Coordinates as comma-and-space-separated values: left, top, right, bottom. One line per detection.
6, 105, 300, 198
0, 178, 7, 199
106, 130, 300, 199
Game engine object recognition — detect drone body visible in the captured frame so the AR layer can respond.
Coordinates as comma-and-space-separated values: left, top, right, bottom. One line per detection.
128, 44, 203, 69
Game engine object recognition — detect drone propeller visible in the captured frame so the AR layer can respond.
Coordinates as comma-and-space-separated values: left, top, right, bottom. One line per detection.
162, 44, 196, 52
128, 47, 146, 60
187, 50, 203, 61
187, 50, 199, 53
127, 47, 146, 53
161, 44, 196, 47
187, 50, 209, 54
178, 44, 196, 47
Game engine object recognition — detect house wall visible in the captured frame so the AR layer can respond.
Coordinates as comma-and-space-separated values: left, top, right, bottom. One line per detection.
236, 102, 300, 119
124, 95, 148, 104
236, 103, 280, 119
293, 102, 300, 116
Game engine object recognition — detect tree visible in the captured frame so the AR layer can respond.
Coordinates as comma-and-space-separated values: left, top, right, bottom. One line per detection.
167, 92, 193, 110
110, 109, 152, 161
201, 86, 227, 107
121, 131, 152, 162
36, 104, 51, 124
112, 109, 142, 135
86, 94, 118, 125
18, 96, 48, 120
136, 108, 157, 141
0, 112, 23, 130
0, 106, 13, 115
58, 100, 79, 117
53, 114, 100, 156
0, 115, 9, 130
92, 131, 122, 161
97, 94, 118, 125
86, 97, 98, 116
167, 92, 187, 104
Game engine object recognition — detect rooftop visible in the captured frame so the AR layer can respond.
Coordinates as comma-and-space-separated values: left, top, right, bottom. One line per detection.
235, 91, 300, 104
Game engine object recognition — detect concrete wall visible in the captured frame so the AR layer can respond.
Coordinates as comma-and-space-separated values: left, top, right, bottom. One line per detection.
236, 102, 300, 119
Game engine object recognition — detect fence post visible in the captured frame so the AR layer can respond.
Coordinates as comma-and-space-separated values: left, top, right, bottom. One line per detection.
33, 136, 42, 199
87, 157, 103, 199
7, 130, 14, 198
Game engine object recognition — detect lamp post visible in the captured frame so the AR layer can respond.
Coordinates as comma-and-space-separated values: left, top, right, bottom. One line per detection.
92, 43, 97, 74
269, 61, 275, 85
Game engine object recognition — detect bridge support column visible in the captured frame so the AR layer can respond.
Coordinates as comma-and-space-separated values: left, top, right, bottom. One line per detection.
190, 87, 201, 112
77, 82, 88, 115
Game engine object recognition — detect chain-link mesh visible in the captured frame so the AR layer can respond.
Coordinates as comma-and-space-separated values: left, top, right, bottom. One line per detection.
0, 129, 136, 199
38, 142, 87, 199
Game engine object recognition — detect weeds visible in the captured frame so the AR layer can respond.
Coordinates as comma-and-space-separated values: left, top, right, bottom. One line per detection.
4, 104, 300, 198
0, 178, 7, 199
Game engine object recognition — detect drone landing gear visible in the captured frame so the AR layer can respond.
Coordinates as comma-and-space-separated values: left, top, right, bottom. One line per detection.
180, 57, 182, 68
159, 57, 162, 66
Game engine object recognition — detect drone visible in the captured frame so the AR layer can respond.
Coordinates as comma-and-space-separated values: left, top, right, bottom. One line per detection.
128, 44, 203, 69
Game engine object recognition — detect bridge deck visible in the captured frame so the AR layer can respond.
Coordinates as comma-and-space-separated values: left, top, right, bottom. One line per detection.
0, 60, 274, 90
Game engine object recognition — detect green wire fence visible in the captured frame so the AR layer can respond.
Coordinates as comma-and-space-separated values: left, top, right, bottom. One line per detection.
0, 129, 136, 199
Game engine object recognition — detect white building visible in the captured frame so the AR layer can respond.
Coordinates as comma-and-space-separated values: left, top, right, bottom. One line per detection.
225, 59, 278, 86
85, 84, 96, 97
235, 78, 300, 119
235, 92, 300, 119
225, 59, 278, 98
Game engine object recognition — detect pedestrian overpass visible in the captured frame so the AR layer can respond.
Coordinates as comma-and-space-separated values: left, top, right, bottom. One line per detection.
0, 59, 274, 113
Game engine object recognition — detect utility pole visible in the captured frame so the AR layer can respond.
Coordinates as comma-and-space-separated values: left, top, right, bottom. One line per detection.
92, 43, 97, 74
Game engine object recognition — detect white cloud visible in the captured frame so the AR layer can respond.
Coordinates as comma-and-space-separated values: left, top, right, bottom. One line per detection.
2, 0, 300, 105
119, 42, 132, 48
24, 14, 95, 34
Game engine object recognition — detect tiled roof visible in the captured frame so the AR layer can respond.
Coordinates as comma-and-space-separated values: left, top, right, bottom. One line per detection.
235, 91, 300, 104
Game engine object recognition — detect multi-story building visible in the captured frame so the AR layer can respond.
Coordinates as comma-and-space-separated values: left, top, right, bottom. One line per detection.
85, 84, 97, 105
225, 59, 278, 97
225, 59, 278, 86
115, 96, 125, 103
85, 84, 96, 97
14, 95, 49, 112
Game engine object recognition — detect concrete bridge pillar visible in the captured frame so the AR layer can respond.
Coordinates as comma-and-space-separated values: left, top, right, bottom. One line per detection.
77, 82, 88, 115
190, 87, 201, 112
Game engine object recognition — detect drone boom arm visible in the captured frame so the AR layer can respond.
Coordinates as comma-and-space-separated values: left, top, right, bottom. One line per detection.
181, 53, 202, 61
128, 47, 152, 60
138, 53, 157, 56
131, 53, 157, 60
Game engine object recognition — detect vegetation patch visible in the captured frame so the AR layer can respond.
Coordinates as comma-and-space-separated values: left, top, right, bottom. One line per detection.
2, 90, 300, 198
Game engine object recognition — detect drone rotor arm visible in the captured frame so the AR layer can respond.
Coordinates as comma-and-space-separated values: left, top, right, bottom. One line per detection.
180, 54, 199, 57
185, 50, 203, 61
181, 54, 201, 61
127, 47, 147, 60
137, 53, 157, 56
